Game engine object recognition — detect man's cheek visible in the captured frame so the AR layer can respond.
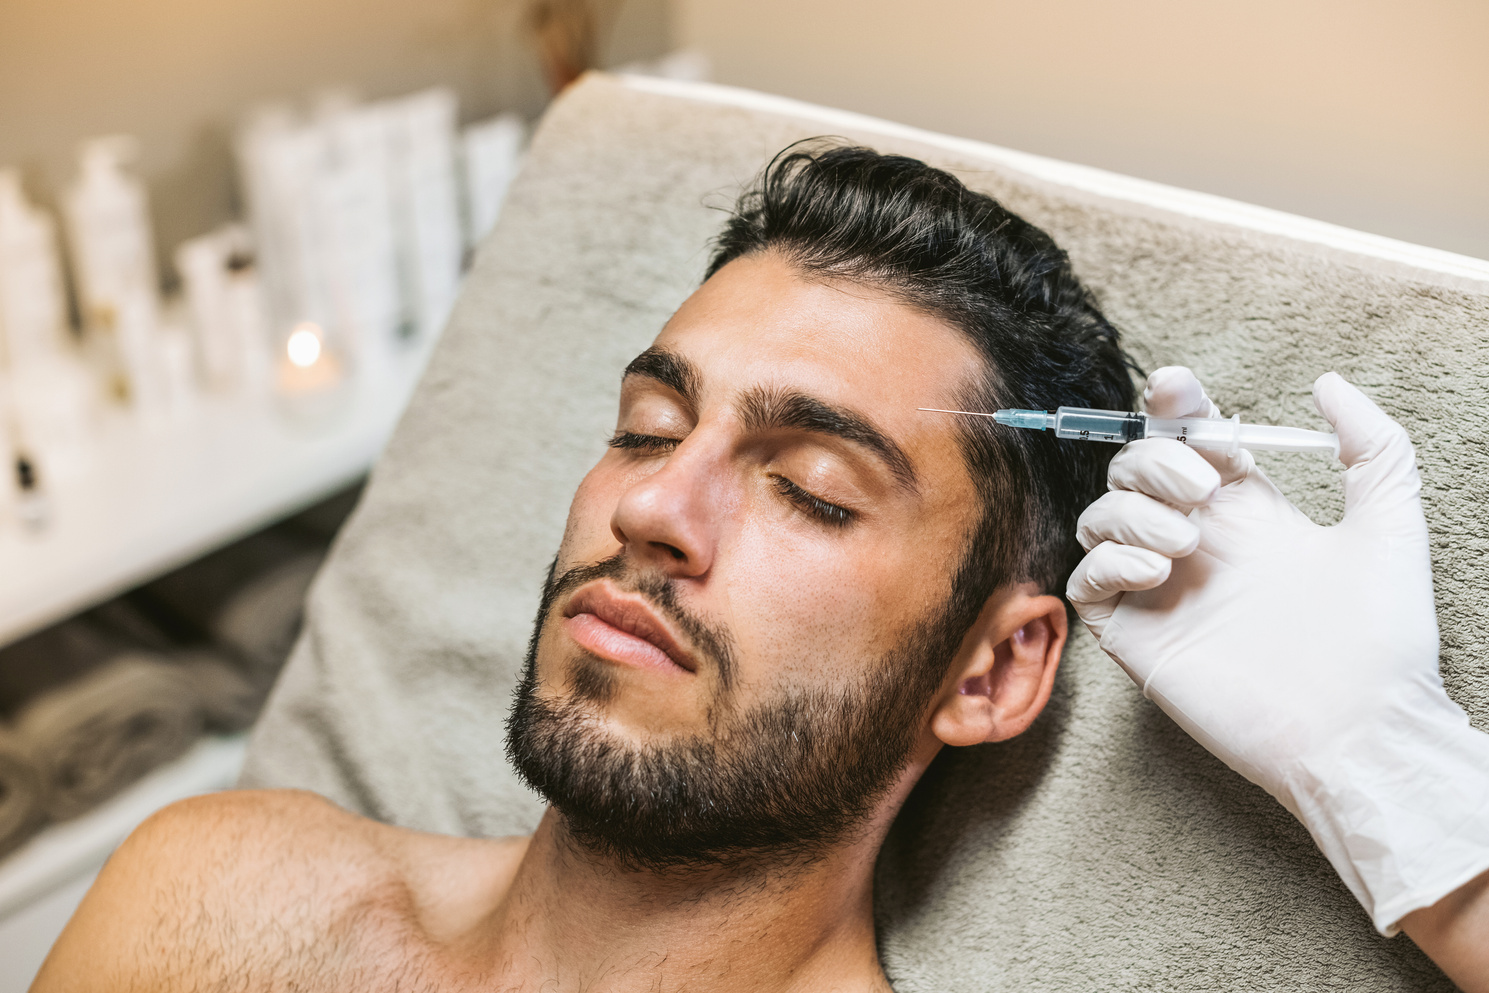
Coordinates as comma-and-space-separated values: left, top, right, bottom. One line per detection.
532, 621, 571, 695
730, 522, 888, 679
560, 472, 624, 562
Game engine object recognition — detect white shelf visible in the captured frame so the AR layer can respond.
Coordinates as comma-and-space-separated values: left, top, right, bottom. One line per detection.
0, 734, 248, 920
0, 335, 435, 648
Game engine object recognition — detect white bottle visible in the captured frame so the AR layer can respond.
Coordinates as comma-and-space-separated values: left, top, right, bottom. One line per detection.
0, 379, 15, 528
236, 109, 336, 353
0, 168, 100, 472
386, 89, 463, 342
63, 135, 165, 415
317, 96, 405, 381
175, 224, 271, 395
236, 107, 357, 408
0, 377, 50, 533
0, 169, 69, 367
460, 113, 527, 252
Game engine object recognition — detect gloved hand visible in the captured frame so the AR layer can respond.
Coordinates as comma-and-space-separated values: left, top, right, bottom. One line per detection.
1068, 366, 1489, 934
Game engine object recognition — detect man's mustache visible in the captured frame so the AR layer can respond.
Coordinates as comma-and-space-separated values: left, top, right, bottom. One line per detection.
542, 552, 738, 691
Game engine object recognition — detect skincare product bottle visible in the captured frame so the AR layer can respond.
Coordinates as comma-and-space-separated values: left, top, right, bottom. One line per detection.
63, 135, 165, 414
14, 448, 49, 533
0, 385, 49, 533
0, 382, 13, 527
0, 169, 101, 470
176, 224, 271, 394
318, 97, 404, 381
460, 113, 526, 251
0, 169, 69, 367
387, 89, 462, 342
237, 109, 354, 415
237, 109, 330, 349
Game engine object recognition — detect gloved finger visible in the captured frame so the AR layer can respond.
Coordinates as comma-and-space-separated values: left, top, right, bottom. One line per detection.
1142, 366, 1220, 420
1107, 438, 1221, 511
1077, 489, 1201, 556
1067, 540, 1173, 605
1069, 592, 1118, 640
1142, 366, 1253, 485
1312, 372, 1423, 527
1066, 540, 1165, 642
1067, 542, 1175, 642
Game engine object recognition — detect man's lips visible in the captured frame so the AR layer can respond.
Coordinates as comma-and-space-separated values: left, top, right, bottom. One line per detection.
562, 582, 697, 675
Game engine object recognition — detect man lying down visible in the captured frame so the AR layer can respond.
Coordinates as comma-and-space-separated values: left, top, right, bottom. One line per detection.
34, 145, 1489, 991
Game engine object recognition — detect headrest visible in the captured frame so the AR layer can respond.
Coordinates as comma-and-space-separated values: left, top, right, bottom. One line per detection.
245, 73, 1489, 990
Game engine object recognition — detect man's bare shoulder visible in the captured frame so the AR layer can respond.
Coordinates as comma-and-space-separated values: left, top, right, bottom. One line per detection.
32, 788, 530, 992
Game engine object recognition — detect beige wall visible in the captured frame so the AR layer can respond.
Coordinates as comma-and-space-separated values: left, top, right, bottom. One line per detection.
676, 0, 1488, 260
0, 0, 669, 284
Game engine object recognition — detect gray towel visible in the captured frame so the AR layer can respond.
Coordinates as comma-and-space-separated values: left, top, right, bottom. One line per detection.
0, 724, 45, 856
242, 75, 1487, 990
16, 654, 205, 821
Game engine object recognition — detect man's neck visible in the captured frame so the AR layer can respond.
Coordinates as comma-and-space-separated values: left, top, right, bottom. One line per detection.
485, 809, 894, 993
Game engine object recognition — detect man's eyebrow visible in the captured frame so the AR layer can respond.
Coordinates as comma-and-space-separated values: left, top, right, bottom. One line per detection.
622, 347, 702, 409
739, 386, 919, 492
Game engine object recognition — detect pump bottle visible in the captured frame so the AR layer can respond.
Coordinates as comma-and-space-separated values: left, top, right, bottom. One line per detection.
0, 168, 99, 473
63, 136, 165, 414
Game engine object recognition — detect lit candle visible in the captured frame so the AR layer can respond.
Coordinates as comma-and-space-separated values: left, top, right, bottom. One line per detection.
276, 321, 342, 393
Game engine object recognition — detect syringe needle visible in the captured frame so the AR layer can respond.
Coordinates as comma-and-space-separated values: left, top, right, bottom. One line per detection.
916, 407, 1000, 418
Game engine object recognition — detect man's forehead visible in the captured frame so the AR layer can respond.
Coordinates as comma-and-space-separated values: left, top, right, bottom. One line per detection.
648, 253, 983, 413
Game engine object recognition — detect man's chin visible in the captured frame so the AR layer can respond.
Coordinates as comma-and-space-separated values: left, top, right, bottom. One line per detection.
550, 652, 716, 731
564, 651, 619, 706
506, 671, 916, 875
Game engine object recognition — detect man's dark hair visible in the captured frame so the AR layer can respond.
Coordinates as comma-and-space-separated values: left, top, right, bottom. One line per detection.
707, 142, 1137, 630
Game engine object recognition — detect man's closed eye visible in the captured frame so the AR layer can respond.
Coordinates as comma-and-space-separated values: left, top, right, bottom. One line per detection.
771, 474, 854, 528
608, 431, 681, 453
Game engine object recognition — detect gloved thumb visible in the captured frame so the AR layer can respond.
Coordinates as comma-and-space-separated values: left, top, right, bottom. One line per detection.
1312, 372, 1422, 526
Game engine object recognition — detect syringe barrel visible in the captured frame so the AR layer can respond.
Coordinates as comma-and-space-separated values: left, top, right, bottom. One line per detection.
1051, 407, 1147, 443
1144, 414, 1241, 454
1017, 407, 1339, 457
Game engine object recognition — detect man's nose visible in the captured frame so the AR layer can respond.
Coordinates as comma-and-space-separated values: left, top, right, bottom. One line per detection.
610, 444, 719, 577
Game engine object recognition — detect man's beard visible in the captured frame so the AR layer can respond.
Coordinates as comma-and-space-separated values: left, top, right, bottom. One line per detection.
505, 553, 969, 873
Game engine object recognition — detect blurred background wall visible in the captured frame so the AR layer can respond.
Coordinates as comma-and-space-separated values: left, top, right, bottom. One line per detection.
3, 0, 1482, 271
675, 0, 1488, 260
0, 0, 670, 284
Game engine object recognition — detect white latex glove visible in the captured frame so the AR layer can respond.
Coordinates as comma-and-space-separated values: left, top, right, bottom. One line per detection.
1068, 366, 1489, 934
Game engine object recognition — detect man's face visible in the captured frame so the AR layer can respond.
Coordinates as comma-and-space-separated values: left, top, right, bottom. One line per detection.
508, 251, 988, 868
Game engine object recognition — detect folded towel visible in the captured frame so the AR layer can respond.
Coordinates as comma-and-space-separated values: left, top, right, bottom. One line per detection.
132, 483, 353, 647
16, 655, 205, 821
0, 545, 310, 834
179, 652, 265, 732
278, 484, 363, 543
134, 531, 315, 642
210, 553, 323, 681
0, 617, 127, 718
0, 724, 45, 856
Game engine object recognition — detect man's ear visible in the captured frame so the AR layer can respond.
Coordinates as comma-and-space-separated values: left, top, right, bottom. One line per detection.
930, 588, 1068, 747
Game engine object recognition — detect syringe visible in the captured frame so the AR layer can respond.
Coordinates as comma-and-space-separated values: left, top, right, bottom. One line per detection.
918, 406, 1340, 457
